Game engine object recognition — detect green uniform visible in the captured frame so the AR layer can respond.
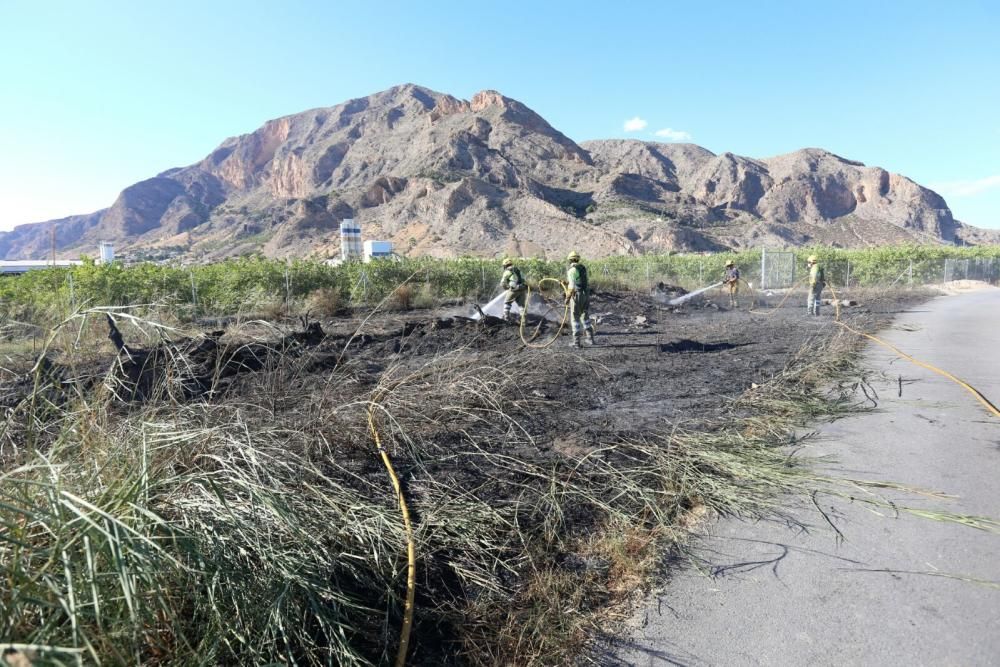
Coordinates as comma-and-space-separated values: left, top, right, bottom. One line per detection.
724, 266, 741, 307
501, 266, 527, 320
567, 262, 595, 345
807, 263, 825, 316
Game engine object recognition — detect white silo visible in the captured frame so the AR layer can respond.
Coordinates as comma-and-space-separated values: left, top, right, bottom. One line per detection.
98, 241, 115, 264
340, 219, 362, 262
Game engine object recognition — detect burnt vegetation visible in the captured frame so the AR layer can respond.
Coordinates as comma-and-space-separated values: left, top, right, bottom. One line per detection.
0, 285, 942, 664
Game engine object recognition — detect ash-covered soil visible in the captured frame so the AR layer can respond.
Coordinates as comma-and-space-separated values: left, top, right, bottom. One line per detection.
1, 289, 922, 440
292, 289, 916, 438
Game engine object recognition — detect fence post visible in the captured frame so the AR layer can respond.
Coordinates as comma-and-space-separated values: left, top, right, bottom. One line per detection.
68, 273, 75, 312
908, 260, 913, 287
845, 260, 851, 289
698, 261, 703, 286
284, 262, 291, 305
645, 261, 651, 289
760, 248, 767, 290
190, 271, 198, 310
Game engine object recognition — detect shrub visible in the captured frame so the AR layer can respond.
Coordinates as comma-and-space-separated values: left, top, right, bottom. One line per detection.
390, 284, 414, 310
307, 286, 344, 316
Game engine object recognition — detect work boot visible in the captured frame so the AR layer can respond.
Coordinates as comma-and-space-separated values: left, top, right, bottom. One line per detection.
569, 334, 582, 348
586, 329, 596, 345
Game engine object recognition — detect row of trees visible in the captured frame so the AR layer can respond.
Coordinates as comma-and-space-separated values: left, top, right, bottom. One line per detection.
2, 245, 998, 321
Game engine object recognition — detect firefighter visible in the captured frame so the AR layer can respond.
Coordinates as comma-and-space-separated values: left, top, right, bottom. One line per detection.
723, 260, 741, 308
500, 257, 527, 323
807, 255, 825, 316
566, 251, 596, 347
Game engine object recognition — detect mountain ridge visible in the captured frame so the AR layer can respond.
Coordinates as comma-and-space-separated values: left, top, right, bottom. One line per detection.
3, 83, 995, 261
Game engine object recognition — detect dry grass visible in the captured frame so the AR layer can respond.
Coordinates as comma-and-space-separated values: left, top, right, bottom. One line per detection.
307, 286, 344, 316
390, 283, 415, 310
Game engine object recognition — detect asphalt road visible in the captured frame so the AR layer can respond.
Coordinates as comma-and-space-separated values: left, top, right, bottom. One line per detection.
616, 289, 1000, 667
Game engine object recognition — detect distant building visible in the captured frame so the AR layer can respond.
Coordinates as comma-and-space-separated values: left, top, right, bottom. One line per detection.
0, 260, 83, 275
363, 240, 393, 263
98, 241, 115, 264
0, 241, 112, 274
340, 219, 362, 262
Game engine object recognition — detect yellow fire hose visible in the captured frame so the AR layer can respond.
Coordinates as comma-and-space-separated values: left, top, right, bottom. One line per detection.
516, 278, 573, 349
744, 278, 804, 315
367, 389, 417, 667
365, 278, 572, 667
732, 276, 998, 418
827, 282, 1000, 419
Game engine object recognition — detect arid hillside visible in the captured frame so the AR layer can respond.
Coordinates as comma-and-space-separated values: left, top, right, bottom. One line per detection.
2, 84, 994, 261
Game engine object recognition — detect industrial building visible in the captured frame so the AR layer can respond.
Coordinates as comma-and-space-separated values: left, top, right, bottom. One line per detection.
0, 259, 83, 275
363, 240, 393, 263
332, 219, 393, 264
0, 241, 114, 275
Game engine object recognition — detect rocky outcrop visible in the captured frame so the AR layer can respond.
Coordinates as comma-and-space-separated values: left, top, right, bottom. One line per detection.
0, 84, 986, 261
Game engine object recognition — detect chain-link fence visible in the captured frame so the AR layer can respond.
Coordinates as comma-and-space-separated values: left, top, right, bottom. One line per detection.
759, 250, 796, 289
943, 257, 1000, 283
625, 253, 998, 292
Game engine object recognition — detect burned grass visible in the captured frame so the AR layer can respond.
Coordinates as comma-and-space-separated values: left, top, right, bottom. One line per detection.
0, 288, 930, 664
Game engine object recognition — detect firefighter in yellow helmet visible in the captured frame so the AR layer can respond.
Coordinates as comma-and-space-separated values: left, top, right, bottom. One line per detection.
566, 251, 596, 347
806, 255, 825, 316
500, 257, 527, 323
723, 260, 741, 308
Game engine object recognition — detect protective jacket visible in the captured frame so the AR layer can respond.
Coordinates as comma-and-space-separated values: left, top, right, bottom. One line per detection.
809, 264, 825, 288
567, 263, 589, 295
501, 266, 525, 291
724, 267, 740, 283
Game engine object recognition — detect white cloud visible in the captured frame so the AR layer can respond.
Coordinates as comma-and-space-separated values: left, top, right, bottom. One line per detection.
623, 116, 648, 132
654, 127, 692, 142
931, 174, 1000, 198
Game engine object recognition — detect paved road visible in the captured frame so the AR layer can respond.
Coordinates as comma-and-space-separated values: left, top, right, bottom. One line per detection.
617, 289, 1000, 666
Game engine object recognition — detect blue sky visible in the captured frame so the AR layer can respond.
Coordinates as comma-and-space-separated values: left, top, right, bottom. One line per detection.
1, 0, 998, 230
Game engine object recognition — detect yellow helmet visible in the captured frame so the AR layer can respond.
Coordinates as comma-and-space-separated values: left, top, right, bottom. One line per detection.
567, 251, 581, 262
725, 260, 735, 267
807, 255, 818, 263
502, 257, 513, 267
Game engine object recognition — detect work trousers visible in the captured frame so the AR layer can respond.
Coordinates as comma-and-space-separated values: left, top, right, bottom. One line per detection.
570, 292, 593, 337
502, 288, 527, 319
807, 284, 823, 315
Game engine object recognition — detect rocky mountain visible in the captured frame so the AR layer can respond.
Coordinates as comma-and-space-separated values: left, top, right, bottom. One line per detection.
2, 84, 994, 261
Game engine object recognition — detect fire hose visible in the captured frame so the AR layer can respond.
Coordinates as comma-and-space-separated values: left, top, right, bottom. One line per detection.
516, 278, 573, 349
705, 276, 997, 418
826, 281, 1000, 419
367, 386, 416, 667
